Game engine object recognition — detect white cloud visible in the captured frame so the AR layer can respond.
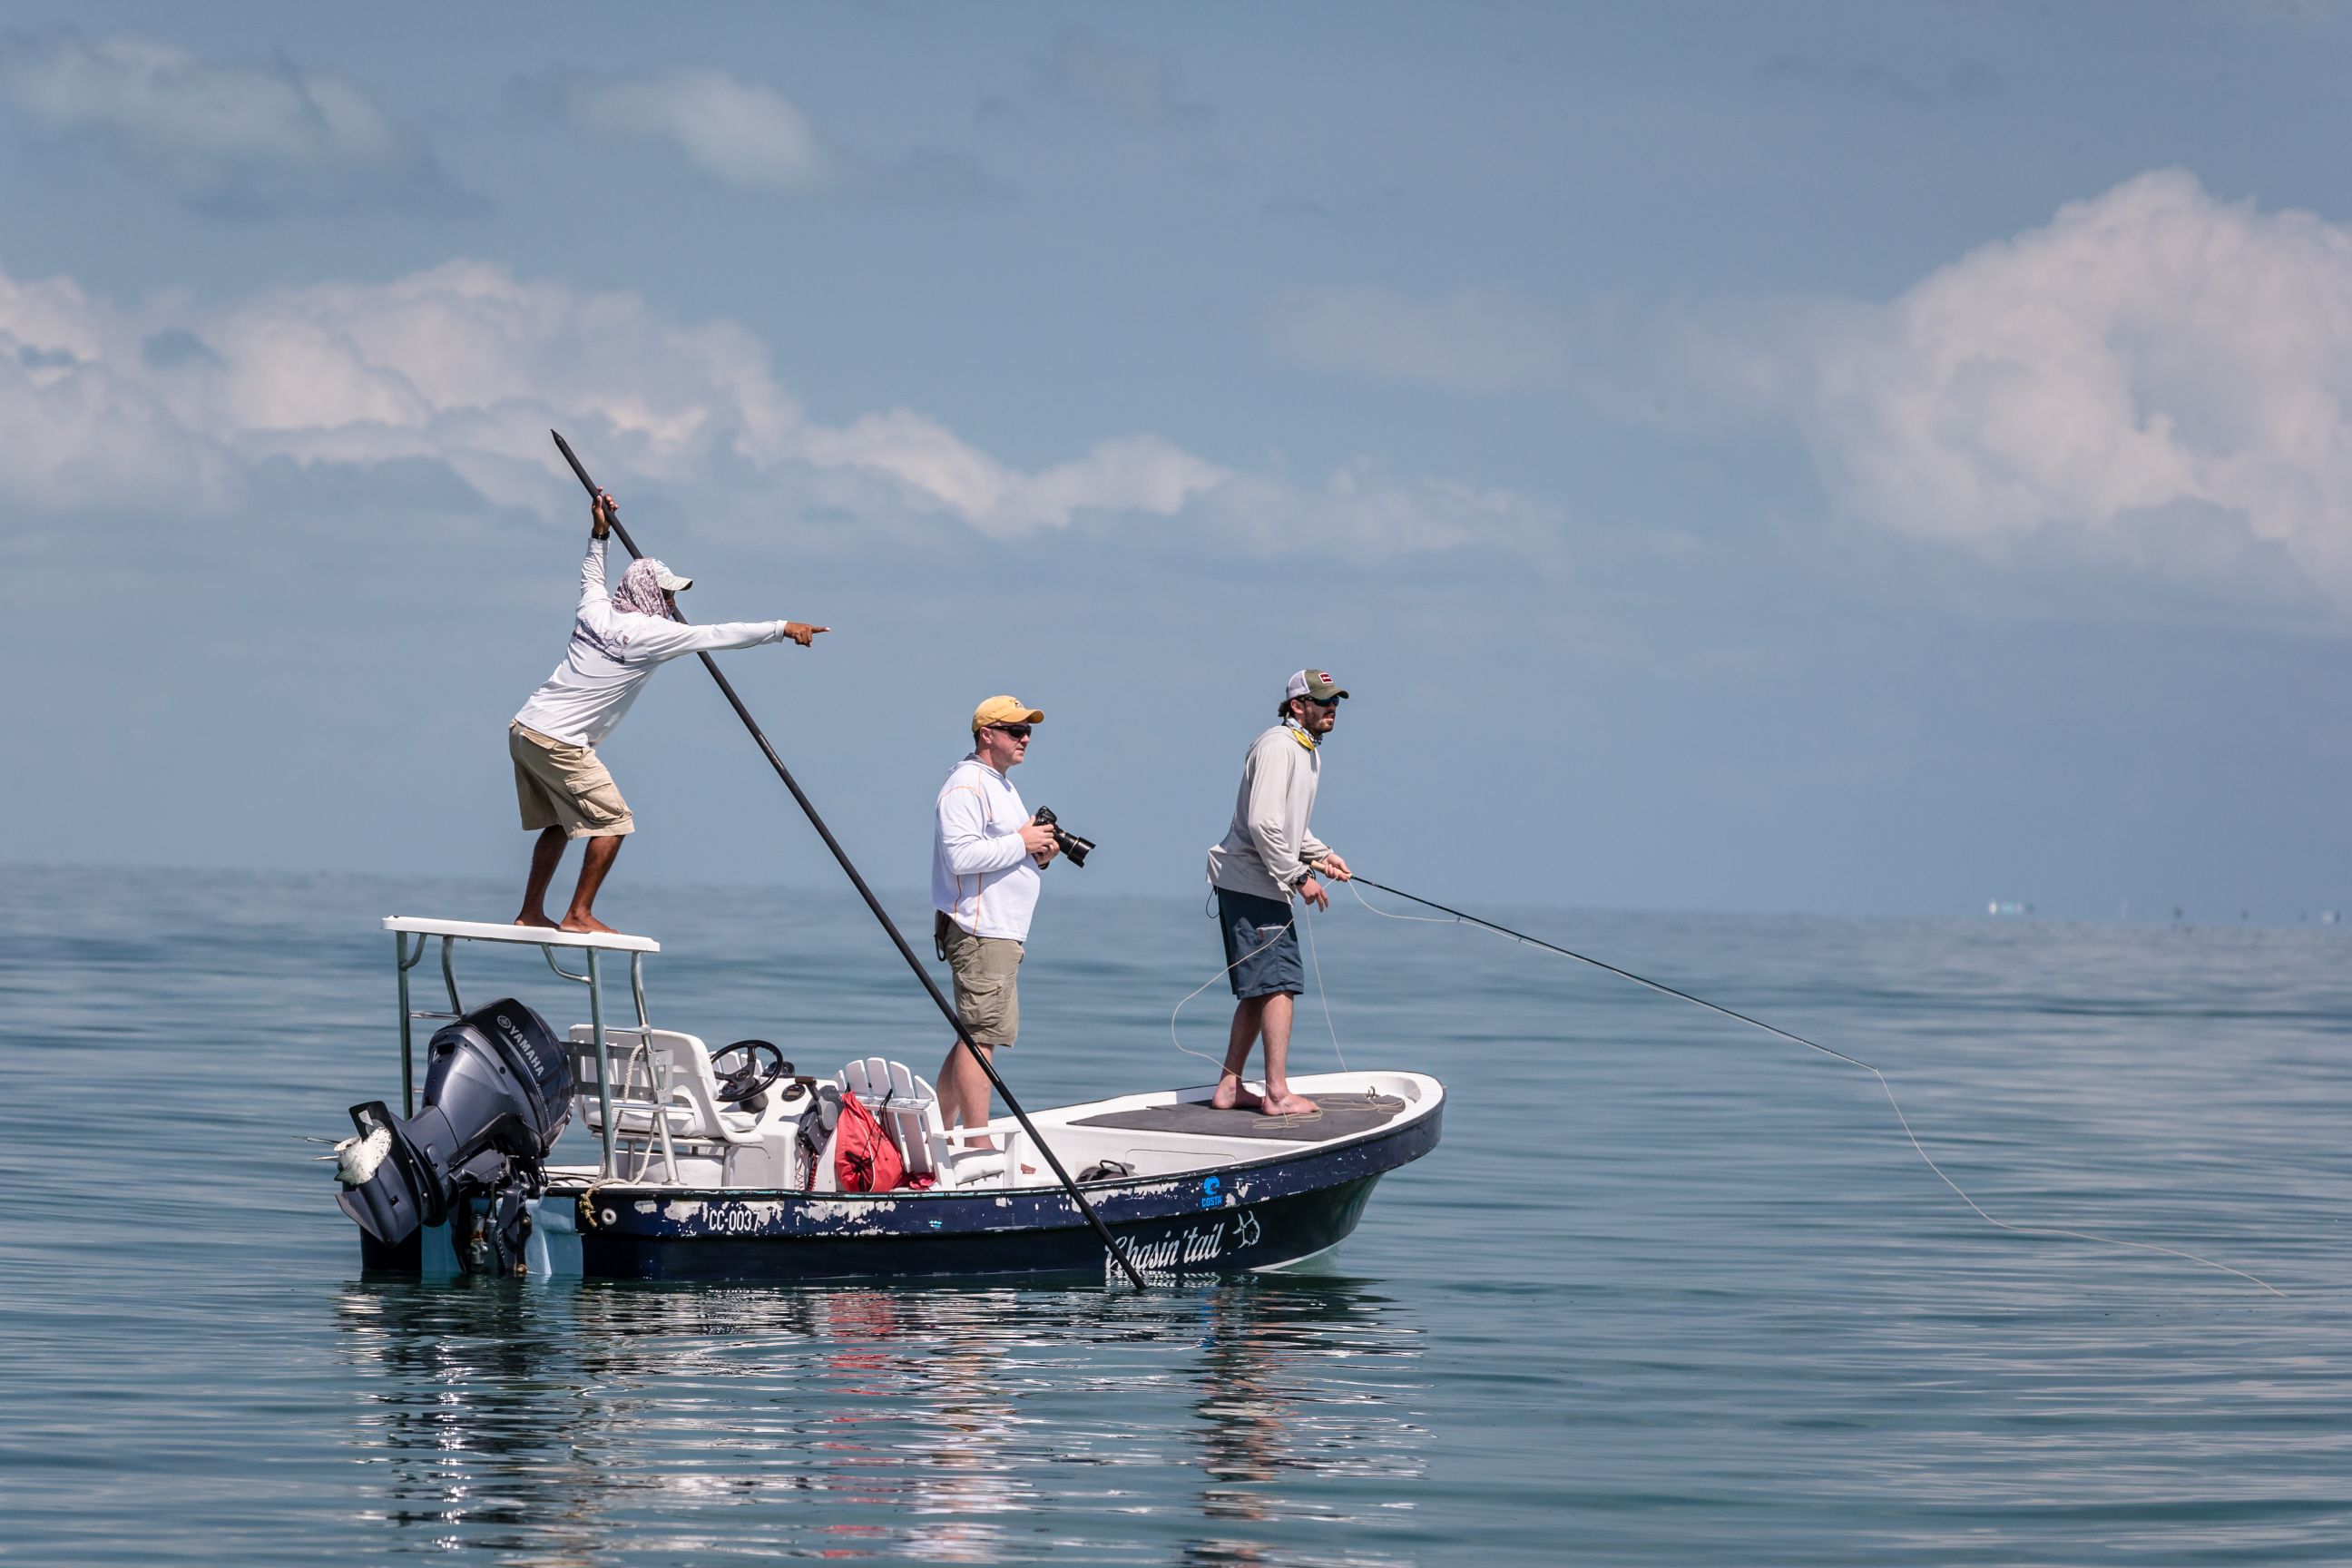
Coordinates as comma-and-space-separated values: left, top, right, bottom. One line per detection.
799, 413, 1226, 537
0, 28, 460, 215
1282, 171, 2352, 607
0, 258, 1538, 558
1771, 170, 2352, 606
544, 67, 827, 190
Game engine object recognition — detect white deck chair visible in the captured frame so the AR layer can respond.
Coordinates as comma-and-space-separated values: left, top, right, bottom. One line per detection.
883, 1059, 937, 1179
567, 1025, 763, 1182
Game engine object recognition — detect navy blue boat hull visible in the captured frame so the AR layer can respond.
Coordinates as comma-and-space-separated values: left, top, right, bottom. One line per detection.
565, 1101, 1442, 1283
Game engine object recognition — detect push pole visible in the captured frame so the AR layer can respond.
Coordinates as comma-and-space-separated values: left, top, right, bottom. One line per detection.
548, 430, 1148, 1288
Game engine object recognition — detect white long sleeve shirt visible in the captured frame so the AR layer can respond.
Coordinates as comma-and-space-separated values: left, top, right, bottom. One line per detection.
933, 754, 1042, 942
1206, 720, 1332, 901
514, 537, 793, 748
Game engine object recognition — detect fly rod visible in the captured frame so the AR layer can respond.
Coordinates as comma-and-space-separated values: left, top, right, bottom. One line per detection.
1341, 871, 2281, 1296
1344, 874, 1870, 1067
549, 429, 1148, 1289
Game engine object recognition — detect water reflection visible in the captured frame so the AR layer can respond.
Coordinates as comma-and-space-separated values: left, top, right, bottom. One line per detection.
336, 1276, 1426, 1564
1183, 1279, 1430, 1567
334, 1279, 605, 1563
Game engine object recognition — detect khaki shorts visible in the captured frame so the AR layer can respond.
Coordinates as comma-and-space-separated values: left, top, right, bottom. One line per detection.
510, 722, 634, 839
936, 912, 1023, 1046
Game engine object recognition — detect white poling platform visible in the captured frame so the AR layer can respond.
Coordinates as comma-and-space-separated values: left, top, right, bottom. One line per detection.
383, 916, 660, 953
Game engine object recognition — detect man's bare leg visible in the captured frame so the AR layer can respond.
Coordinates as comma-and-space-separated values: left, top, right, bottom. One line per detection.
561, 834, 622, 934
1211, 998, 1270, 1110
1253, 993, 1318, 1116
515, 827, 567, 927
936, 1039, 997, 1151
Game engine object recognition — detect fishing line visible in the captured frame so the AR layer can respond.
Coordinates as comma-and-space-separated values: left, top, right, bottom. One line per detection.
1297, 903, 1352, 1075
1347, 876, 2284, 1298
1167, 913, 1294, 1071
1167, 905, 1350, 1111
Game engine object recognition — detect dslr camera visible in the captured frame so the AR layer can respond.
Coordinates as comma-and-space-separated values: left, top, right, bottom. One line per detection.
1029, 806, 1093, 868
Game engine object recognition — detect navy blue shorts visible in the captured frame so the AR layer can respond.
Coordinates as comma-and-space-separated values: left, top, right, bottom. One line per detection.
1216, 887, 1302, 1000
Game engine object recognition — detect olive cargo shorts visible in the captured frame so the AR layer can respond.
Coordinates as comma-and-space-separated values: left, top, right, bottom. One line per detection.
935, 912, 1024, 1046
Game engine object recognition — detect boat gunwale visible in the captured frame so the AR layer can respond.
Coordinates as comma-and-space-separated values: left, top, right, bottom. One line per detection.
541, 1072, 1439, 1212
542, 1074, 1446, 1207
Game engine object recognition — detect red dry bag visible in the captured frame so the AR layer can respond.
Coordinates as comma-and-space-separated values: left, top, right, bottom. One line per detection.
832, 1089, 906, 1193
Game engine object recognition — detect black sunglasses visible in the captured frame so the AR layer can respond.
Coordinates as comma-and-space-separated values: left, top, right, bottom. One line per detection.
1302, 694, 1342, 708
990, 723, 1034, 739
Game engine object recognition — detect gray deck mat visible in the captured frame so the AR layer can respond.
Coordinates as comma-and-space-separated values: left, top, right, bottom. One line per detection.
1069, 1093, 1406, 1142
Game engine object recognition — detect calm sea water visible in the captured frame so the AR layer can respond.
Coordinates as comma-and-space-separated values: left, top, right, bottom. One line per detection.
2, 865, 2348, 1566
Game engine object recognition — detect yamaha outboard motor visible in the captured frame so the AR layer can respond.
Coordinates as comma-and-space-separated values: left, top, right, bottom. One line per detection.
335, 999, 572, 1275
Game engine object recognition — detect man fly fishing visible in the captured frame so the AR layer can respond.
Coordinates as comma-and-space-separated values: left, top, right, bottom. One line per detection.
510, 488, 827, 933
1204, 669, 1353, 1117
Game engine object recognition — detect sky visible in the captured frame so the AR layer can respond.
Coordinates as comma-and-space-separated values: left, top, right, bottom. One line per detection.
1, 1, 2348, 923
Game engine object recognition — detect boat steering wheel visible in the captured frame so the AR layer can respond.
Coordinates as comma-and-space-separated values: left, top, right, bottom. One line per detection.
711, 1040, 789, 1104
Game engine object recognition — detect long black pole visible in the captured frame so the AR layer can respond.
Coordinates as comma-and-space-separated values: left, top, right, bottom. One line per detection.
549, 429, 1148, 1288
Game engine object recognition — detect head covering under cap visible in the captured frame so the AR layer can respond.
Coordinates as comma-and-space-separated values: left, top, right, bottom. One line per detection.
612, 557, 689, 619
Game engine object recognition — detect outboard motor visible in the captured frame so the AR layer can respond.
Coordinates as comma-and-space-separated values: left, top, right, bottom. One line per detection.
335, 999, 572, 1275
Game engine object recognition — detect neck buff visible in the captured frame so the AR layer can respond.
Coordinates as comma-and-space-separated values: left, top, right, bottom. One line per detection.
612, 557, 675, 620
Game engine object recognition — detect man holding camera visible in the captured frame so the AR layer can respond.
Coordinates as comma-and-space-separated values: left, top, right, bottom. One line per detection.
1204, 670, 1353, 1117
931, 695, 1059, 1145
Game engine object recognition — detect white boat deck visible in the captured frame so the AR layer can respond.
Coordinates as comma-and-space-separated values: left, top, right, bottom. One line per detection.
384, 916, 660, 954
543, 1070, 1444, 1192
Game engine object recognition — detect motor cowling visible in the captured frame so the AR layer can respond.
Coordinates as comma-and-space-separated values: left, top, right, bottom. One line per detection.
335, 999, 572, 1274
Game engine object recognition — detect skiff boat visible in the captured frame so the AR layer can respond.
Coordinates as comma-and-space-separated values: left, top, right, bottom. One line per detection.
330, 916, 1445, 1282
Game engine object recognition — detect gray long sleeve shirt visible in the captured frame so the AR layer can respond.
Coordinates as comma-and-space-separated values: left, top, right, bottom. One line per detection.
1205, 720, 1332, 901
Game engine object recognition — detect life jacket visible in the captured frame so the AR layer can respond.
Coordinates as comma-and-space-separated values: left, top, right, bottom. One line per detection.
832, 1089, 906, 1193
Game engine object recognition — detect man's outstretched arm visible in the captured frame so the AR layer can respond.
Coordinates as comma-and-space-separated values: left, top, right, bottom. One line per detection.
626, 616, 828, 661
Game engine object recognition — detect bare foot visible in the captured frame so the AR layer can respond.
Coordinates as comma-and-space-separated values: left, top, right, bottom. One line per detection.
1259, 1092, 1319, 1117
560, 912, 617, 935
1209, 1077, 1266, 1112
514, 911, 560, 929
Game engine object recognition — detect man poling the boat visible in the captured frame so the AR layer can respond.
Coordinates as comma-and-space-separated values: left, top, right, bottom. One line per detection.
1205, 669, 1354, 1118
509, 487, 828, 934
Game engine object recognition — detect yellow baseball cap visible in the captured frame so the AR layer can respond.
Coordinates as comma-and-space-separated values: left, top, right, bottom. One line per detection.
972, 694, 1045, 733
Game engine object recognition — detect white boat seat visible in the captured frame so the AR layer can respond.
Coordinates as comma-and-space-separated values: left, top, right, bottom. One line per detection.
567, 1025, 764, 1150
836, 1056, 1011, 1189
